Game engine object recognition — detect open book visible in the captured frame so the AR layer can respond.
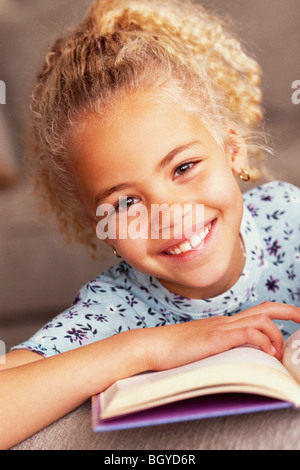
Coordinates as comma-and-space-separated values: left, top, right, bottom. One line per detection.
92, 344, 300, 431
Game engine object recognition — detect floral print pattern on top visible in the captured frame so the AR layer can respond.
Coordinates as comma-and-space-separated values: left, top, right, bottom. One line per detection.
11, 181, 300, 357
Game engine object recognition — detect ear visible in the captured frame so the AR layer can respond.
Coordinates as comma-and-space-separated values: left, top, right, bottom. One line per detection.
224, 128, 248, 176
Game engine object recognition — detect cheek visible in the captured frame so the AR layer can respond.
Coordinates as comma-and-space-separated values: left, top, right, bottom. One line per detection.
113, 212, 150, 257
118, 238, 149, 264
218, 175, 244, 226
195, 164, 241, 212
219, 175, 243, 209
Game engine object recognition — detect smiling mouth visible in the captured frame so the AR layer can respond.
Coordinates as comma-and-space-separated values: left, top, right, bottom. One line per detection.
163, 220, 214, 255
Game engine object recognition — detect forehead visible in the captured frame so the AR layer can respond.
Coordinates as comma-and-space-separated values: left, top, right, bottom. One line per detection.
68, 93, 227, 215
72, 94, 209, 167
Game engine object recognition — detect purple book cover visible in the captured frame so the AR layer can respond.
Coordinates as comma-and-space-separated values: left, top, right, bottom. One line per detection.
92, 392, 292, 432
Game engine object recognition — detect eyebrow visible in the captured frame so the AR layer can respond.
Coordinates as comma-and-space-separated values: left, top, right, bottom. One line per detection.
95, 140, 202, 207
95, 182, 131, 207
157, 140, 201, 170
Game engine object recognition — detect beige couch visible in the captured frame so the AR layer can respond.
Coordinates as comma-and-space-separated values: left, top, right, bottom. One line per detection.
1, 0, 300, 450
10, 400, 300, 450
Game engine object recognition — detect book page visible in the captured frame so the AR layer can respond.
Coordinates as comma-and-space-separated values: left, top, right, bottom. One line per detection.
100, 345, 300, 419
115, 346, 290, 392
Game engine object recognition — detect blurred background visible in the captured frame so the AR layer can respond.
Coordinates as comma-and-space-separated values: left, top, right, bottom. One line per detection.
0, 0, 299, 352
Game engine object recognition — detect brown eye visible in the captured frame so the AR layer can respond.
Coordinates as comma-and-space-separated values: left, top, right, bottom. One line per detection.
174, 161, 200, 178
175, 163, 193, 175
115, 196, 138, 211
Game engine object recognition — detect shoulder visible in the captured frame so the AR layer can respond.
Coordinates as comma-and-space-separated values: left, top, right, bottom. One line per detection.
243, 180, 300, 201
74, 260, 135, 303
11, 261, 143, 357
243, 180, 300, 220
242, 181, 300, 267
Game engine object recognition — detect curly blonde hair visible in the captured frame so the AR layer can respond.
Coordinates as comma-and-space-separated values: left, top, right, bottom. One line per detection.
27, 0, 267, 252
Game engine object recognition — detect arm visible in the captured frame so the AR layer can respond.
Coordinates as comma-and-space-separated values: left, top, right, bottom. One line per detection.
1, 301, 299, 449
0, 329, 147, 450
146, 302, 300, 370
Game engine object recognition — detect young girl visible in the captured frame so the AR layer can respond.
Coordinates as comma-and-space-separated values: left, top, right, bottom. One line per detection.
1, 0, 300, 449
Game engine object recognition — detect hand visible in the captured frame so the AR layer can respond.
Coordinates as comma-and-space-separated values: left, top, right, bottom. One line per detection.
146, 302, 300, 371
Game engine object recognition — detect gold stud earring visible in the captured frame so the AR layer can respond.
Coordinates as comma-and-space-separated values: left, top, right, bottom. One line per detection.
113, 247, 122, 258
239, 168, 250, 182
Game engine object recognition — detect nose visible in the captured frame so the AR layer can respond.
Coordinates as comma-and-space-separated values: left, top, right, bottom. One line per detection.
150, 202, 188, 238
149, 193, 204, 240
151, 204, 205, 239
145, 183, 181, 235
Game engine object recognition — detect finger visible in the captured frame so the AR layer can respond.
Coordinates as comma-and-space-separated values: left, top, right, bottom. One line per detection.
228, 302, 300, 324
222, 314, 283, 359
211, 327, 276, 358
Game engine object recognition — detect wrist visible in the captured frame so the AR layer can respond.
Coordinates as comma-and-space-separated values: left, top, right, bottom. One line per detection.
115, 328, 152, 378
86, 328, 152, 396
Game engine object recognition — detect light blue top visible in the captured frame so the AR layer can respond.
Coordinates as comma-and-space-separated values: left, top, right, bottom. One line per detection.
12, 181, 300, 357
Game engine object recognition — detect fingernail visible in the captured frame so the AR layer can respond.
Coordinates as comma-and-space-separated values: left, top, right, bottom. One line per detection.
271, 346, 277, 356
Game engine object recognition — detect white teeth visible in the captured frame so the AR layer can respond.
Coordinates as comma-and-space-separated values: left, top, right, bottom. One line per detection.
190, 234, 201, 248
166, 223, 212, 255
180, 242, 192, 253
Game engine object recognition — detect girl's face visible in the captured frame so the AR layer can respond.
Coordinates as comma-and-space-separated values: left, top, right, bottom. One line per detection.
71, 93, 247, 299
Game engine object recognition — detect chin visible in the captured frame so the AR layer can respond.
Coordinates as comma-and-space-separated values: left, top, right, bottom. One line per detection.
158, 253, 239, 299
